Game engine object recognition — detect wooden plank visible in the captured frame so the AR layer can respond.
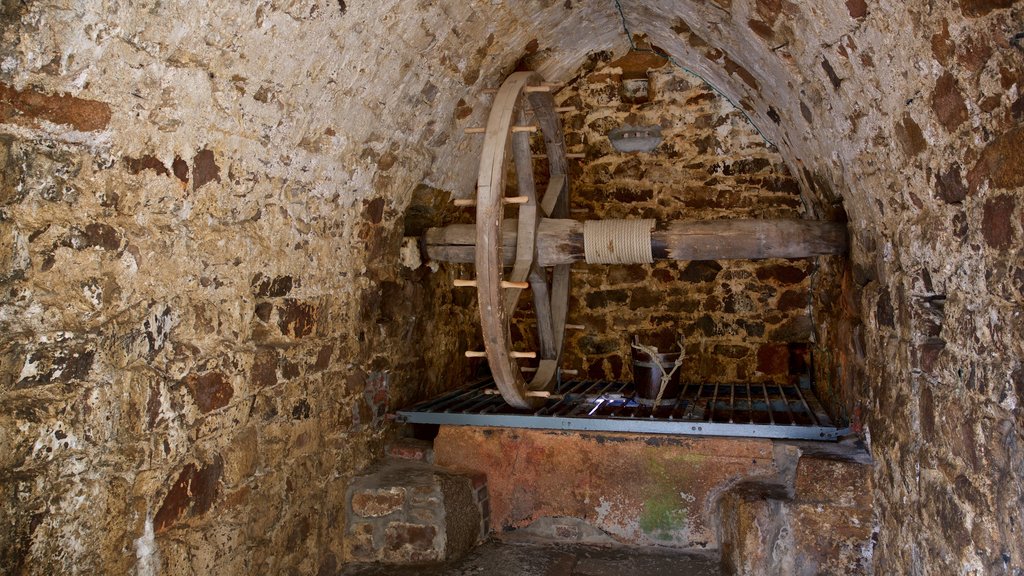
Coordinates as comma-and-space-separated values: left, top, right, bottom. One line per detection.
653, 220, 848, 261
540, 174, 565, 217
426, 219, 847, 266
529, 265, 556, 359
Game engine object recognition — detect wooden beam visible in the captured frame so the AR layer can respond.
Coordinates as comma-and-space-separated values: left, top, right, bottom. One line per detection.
424, 218, 847, 265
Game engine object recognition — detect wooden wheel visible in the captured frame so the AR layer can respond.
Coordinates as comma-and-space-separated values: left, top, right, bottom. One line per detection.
475, 71, 571, 409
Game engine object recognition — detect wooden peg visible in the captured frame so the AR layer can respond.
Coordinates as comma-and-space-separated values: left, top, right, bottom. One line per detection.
453, 198, 476, 207
465, 350, 488, 358
482, 88, 498, 94
511, 351, 537, 359
503, 196, 529, 205
565, 324, 585, 330
511, 125, 538, 133
560, 369, 579, 376
525, 390, 554, 398
455, 279, 528, 289
554, 107, 576, 113
531, 154, 547, 159
523, 85, 552, 93
464, 127, 486, 134
566, 153, 585, 159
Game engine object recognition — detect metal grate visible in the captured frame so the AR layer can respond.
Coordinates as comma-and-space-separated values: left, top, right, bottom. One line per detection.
397, 379, 842, 441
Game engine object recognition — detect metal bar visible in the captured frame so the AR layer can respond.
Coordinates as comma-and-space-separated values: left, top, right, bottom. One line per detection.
413, 379, 489, 411
561, 380, 616, 417
760, 384, 776, 425
775, 384, 798, 425
728, 383, 736, 424
445, 388, 496, 413
745, 382, 755, 424
478, 394, 509, 415
801, 387, 835, 427
397, 409, 839, 440
790, 382, 821, 426
708, 383, 720, 422
668, 381, 690, 420
537, 380, 589, 416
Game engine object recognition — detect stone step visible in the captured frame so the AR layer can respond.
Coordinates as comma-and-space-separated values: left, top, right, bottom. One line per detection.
345, 457, 488, 564
719, 440, 874, 575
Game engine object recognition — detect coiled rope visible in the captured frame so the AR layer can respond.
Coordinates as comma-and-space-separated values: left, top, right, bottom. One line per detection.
583, 219, 655, 264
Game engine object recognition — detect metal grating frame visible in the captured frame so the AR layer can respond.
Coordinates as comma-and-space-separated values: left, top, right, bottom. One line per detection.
397, 379, 843, 441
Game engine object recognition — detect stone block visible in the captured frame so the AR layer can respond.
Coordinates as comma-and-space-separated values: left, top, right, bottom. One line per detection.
789, 503, 872, 575
435, 425, 774, 549
386, 438, 435, 464
794, 457, 873, 508
351, 487, 406, 518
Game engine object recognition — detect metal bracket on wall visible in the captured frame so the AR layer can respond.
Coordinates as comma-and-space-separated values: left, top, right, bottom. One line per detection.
397, 378, 841, 441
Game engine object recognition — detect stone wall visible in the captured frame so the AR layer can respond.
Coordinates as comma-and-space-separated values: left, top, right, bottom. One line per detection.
0, 2, 619, 574
544, 49, 824, 389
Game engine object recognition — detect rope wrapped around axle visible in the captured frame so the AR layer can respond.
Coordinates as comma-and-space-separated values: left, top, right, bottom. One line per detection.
583, 219, 656, 264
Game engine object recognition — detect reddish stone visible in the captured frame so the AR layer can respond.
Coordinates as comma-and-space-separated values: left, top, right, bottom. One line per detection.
982, 195, 1015, 249
776, 288, 808, 312
154, 456, 224, 532
651, 267, 676, 283
312, 343, 333, 371
124, 155, 169, 176
679, 260, 722, 283
755, 263, 807, 284
192, 148, 221, 191
934, 164, 967, 204
756, 343, 788, 375
385, 522, 437, 551
0, 83, 110, 131
363, 197, 386, 224
724, 56, 759, 90
956, 35, 993, 73
932, 72, 968, 132
80, 223, 121, 251
607, 264, 648, 284
969, 125, 1024, 193
960, 0, 1015, 16
352, 487, 406, 518
747, 19, 774, 41
185, 370, 234, 412
845, 0, 867, 18
386, 439, 433, 463
276, 299, 318, 338
254, 301, 272, 322
894, 113, 926, 157
251, 348, 279, 388
931, 20, 953, 64
172, 156, 188, 183
251, 273, 293, 297
821, 57, 842, 89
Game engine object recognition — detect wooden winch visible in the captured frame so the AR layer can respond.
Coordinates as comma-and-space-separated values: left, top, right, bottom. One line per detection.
420, 72, 847, 409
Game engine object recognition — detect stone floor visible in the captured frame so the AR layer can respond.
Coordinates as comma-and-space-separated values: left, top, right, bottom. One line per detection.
340, 540, 721, 576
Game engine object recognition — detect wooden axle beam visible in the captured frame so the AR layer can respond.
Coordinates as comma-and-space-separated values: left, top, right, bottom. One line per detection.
424, 219, 848, 266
